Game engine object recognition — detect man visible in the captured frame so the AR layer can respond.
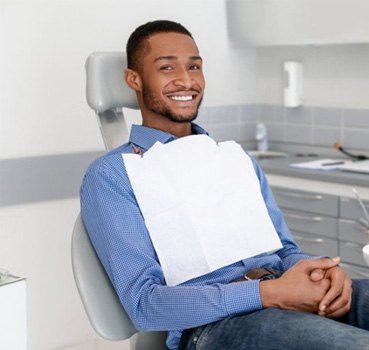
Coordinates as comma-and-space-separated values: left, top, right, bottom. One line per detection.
81, 20, 369, 349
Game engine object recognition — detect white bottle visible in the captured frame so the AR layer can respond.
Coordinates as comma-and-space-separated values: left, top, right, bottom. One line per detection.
255, 123, 268, 152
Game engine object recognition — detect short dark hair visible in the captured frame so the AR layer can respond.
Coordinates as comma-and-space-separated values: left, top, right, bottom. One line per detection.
126, 20, 193, 71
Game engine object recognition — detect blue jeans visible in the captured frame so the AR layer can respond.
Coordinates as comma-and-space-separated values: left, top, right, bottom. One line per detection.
181, 279, 369, 350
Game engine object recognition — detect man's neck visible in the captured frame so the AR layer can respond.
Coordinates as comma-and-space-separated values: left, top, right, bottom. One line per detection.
142, 120, 193, 138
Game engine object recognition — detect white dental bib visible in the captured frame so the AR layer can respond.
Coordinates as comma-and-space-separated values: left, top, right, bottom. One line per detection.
122, 135, 282, 286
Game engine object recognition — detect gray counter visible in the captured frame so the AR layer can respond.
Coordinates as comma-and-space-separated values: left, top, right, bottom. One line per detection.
257, 155, 369, 188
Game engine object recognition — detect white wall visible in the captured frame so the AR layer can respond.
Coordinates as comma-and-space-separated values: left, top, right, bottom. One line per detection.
2, 2, 369, 349
0, 0, 257, 159
0, 1, 257, 349
255, 44, 369, 109
0, 199, 87, 349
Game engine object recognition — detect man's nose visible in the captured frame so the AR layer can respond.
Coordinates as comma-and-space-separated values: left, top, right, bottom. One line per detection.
173, 68, 193, 89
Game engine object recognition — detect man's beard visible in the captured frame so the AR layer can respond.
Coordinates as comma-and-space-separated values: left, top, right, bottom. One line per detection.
142, 87, 202, 124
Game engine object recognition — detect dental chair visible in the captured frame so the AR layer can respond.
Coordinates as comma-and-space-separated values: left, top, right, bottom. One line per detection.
71, 52, 167, 349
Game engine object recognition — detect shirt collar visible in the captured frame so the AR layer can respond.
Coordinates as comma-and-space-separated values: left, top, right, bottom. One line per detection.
129, 123, 209, 152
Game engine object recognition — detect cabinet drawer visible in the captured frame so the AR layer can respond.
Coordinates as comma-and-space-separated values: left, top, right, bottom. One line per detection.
340, 197, 369, 220
338, 218, 369, 245
283, 209, 337, 239
273, 187, 338, 217
292, 231, 338, 257
340, 263, 369, 280
339, 241, 367, 267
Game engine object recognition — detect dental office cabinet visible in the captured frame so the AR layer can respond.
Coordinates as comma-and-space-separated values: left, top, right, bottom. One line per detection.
267, 174, 369, 279
227, 0, 369, 46
0, 273, 27, 349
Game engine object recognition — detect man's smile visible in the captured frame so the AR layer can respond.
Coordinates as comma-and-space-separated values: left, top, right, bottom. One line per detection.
166, 89, 201, 103
168, 95, 195, 101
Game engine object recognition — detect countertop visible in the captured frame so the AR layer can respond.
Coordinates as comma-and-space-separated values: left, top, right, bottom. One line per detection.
256, 155, 369, 188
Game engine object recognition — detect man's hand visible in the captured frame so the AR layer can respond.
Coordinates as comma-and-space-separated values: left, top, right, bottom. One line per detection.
317, 264, 352, 318
260, 258, 339, 314
309, 257, 352, 318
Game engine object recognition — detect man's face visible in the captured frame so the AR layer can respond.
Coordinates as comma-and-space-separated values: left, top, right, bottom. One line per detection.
137, 32, 205, 124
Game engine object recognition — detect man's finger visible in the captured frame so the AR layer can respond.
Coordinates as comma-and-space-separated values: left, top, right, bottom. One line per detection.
302, 257, 340, 273
310, 268, 325, 282
322, 279, 352, 317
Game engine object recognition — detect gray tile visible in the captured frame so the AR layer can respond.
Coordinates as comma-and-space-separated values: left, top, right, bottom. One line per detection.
206, 123, 240, 142
343, 109, 369, 128
314, 107, 342, 127
238, 122, 258, 141
239, 104, 258, 123
258, 104, 285, 123
267, 123, 285, 142
286, 125, 313, 144
201, 105, 239, 124
343, 129, 369, 150
286, 106, 313, 125
196, 107, 212, 124
314, 127, 342, 147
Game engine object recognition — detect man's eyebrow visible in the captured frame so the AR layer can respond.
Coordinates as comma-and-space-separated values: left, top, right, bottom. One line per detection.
190, 56, 203, 61
154, 55, 203, 62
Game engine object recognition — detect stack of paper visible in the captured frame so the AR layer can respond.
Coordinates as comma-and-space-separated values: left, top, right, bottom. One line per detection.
338, 160, 369, 174
289, 159, 351, 171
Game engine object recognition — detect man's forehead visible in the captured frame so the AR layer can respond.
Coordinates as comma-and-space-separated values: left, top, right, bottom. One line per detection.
146, 32, 199, 57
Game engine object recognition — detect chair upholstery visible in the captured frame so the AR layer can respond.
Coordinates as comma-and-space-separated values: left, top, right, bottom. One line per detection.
71, 214, 137, 341
71, 52, 168, 349
85, 52, 139, 151
71, 215, 168, 348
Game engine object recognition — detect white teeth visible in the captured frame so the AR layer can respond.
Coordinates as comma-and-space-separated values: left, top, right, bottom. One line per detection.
169, 95, 193, 101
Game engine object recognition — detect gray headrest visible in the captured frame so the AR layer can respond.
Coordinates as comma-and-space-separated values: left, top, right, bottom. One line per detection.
85, 52, 139, 112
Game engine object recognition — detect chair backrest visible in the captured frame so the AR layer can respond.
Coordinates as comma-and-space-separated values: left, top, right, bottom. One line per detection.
73, 52, 168, 349
85, 51, 140, 150
71, 214, 137, 341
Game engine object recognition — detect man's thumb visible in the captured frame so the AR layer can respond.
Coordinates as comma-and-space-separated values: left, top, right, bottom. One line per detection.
331, 256, 341, 264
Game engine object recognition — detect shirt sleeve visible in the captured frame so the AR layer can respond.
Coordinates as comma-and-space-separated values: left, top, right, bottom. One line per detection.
251, 157, 317, 270
80, 159, 265, 332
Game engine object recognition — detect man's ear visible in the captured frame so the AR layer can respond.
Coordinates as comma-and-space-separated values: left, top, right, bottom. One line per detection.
124, 68, 142, 92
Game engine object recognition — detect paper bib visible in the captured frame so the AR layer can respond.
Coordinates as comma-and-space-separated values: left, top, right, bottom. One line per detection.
123, 135, 282, 286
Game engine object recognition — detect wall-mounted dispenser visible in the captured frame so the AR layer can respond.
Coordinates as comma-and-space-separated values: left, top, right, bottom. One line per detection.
283, 61, 303, 108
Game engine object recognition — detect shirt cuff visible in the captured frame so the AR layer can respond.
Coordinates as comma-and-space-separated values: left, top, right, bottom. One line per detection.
282, 252, 318, 269
223, 279, 263, 316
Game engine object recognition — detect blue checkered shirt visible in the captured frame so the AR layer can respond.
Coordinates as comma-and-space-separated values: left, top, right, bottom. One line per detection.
80, 123, 312, 349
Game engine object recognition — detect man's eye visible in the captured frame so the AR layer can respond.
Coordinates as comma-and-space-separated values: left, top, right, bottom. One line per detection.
189, 65, 201, 71
160, 65, 173, 71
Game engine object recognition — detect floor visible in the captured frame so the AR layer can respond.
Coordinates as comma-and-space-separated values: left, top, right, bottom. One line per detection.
61, 339, 130, 350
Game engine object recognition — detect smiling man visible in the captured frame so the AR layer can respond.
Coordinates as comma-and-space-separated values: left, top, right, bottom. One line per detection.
80, 20, 369, 350
124, 26, 205, 136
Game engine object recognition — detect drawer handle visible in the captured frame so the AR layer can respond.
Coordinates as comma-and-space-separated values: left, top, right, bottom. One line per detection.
354, 223, 369, 235
294, 235, 324, 244
284, 212, 323, 222
276, 191, 323, 200
342, 242, 367, 253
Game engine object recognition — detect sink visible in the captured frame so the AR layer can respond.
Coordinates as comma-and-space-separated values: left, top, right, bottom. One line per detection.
247, 150, 288, 160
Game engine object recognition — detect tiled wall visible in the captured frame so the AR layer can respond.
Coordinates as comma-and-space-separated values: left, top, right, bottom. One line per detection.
197, 105, 258, 144
198, 104, 369, 152
259, 105, 369, 151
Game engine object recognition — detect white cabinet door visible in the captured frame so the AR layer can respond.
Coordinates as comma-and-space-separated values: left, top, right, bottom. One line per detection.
227, 0, 369, 46
0, 278, 27, 350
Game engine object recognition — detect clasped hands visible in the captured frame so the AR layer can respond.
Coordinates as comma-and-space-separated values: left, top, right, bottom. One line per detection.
260, 257, 353, 318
